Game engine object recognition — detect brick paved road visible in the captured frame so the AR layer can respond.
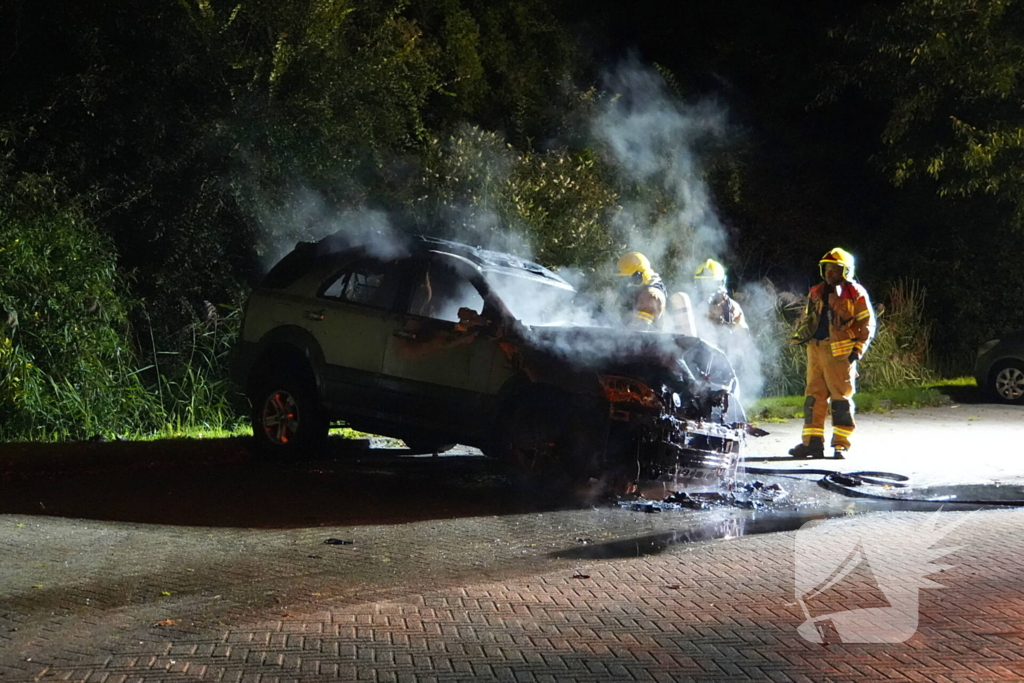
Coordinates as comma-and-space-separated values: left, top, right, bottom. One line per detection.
2, 497, 1023, 681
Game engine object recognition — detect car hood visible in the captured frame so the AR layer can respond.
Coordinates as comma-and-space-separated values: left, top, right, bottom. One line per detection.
514, 324, 737, 396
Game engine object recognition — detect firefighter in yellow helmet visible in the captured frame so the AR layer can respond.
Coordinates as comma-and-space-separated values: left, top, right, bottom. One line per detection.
615, 252, 667, 329
790, 248, 876, 459
694, 258, 748, 330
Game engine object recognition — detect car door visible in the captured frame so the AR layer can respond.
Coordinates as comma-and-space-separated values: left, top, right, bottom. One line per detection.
312, 257, 408, 411
378, 254, 503, 436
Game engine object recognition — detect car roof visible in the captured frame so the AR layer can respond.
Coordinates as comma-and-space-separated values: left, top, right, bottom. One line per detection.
414, 236, 571, 287
304, 233, 571, 288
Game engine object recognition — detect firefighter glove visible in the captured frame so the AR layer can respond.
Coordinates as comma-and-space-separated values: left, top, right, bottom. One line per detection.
847, 350, 860, 363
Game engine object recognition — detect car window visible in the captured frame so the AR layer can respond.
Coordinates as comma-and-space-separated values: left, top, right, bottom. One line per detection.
319, 259, 400, 310
407, 259, 484, 322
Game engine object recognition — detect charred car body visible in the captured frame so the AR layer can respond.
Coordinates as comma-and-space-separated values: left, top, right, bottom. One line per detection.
231, 235, 751, 494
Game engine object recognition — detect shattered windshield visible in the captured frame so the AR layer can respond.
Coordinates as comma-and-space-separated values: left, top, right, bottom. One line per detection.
485, 271, 599, 327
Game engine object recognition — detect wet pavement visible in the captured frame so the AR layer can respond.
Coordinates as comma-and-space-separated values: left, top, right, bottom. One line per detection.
744, 402, 1024, 487
1, 403, 1023, 681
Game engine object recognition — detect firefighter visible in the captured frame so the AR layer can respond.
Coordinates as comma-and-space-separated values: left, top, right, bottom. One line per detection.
615, 252, 667, 329
694, 258, 748, 330
789, 248, 876, 459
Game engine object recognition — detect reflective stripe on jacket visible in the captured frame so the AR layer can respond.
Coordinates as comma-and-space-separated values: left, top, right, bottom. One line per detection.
792, 280, 876, 357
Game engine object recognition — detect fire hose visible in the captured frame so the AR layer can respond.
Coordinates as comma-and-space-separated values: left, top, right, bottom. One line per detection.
741, 465, 1024, 506
742, 466, 909, 488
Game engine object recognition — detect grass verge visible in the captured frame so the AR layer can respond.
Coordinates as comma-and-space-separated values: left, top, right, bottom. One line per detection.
750, 377, 978, 422
138, 425, 376, 442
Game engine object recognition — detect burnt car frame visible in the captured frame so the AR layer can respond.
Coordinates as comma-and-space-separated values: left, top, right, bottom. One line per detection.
231, 235, 751, 493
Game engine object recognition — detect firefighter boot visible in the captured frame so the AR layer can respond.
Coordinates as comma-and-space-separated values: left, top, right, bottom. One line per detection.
789, 437, 825, 459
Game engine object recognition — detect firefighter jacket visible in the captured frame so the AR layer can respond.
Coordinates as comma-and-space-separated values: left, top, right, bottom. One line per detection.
792, 280, 876, 358
624, 273, 667, 327
707, 290, 748, 329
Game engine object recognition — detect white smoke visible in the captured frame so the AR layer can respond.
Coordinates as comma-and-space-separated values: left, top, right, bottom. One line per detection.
254, 185, 408, 269
591, 59, 731, 281
583, 61, 776, 404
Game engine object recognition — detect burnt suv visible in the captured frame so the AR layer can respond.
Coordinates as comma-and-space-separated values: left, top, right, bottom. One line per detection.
231, 234, 751, 493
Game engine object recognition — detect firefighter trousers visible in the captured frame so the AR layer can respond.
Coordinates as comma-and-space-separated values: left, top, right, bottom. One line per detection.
802, 339, 857, 450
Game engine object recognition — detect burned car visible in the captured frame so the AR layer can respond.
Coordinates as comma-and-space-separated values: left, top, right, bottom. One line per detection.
231, 235, 752, 494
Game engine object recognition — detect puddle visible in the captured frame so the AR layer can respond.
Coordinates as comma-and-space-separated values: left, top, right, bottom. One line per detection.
553, 497, 1004, 560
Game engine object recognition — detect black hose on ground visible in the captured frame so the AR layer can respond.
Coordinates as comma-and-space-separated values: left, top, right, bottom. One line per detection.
742, 466, 910, 488
816, 474, 1024, 506
742, 465, 1024, 506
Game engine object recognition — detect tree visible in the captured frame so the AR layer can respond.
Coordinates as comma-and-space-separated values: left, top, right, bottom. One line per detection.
825, 0, 1024, 221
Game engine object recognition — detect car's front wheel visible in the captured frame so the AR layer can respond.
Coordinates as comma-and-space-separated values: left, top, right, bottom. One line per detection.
498, 389, 605, 498
989, 360, 1024, 404
250, 372, 329, 457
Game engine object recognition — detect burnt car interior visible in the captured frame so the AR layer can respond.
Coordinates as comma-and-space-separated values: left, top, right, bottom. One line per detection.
319, 259, 401, 309
407, 258, 485, 323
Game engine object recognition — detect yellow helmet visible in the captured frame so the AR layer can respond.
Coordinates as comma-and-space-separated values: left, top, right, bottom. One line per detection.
819, 247, 856, 280
694, 258, 726, 282
615, 252, 653, 284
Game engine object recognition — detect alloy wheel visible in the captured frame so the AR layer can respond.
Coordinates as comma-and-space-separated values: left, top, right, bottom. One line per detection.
995, 366, 1024, 402
261, 390, 301, 445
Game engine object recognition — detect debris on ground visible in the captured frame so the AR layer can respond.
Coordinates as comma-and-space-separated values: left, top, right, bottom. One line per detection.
612, 498, 664, 513
615, 480, 788, 512
323, 538, 354, 545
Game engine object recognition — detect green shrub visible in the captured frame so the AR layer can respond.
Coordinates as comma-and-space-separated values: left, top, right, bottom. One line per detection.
149, 303, 245, 434
857, 279, 935, 390
412, 125, 620, 267
0, 172, 162, 439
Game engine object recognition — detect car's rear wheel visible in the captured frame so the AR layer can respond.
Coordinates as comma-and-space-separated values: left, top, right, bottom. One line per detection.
250, 370, 329, 457
989, 360, 1024, 404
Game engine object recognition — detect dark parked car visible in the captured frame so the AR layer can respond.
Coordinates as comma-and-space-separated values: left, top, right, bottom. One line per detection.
975, 327, 1024, 404
231, 234, 751, 494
